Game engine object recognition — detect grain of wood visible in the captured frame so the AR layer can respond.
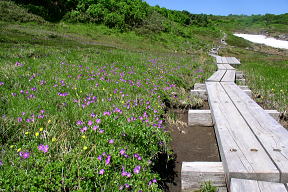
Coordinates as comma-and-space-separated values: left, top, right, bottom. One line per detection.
221, 57, 228, 64
231, 57, 241, 64
221, 70, 235, 82
182, 162, 227, 191
230, 178, 287, 192
217, 64, 227, 70
223, 64, 235, 70
206, 82, 279, 184
207, 70, 226, 82
188, 110, 213, 126
222, 82, 288, 183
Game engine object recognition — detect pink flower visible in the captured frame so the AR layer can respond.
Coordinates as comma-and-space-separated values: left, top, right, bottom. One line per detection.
108, 139, 114, 144
87, 120, 93, 126
133, 165, 141, 174
105, 155, 111, 165
80, 127, 87, 132
19, 151, 30, 159
38, 144, 49, 153
99, 169, 105, 175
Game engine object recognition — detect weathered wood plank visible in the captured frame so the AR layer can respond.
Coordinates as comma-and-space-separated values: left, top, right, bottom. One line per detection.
221, 70, 235, 82
223, 64, 235, 70
221, 82, 288, 183
216, 56, 222, 64
188, 110, 213, 126
191, 90, 207, 100
231, 57, 241, 64
207, 70, 226, 82
182, 162, 227, 191
194, 83, 206, 90
226, 57, 235, 64
217, 64, 227, 70
265, 110, 280, 122
221, 57, 228, 64
230, 178, 287, 192
206, 82, 279, 184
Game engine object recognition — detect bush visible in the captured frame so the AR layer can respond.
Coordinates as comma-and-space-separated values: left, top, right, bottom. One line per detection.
0, 1, 45, 23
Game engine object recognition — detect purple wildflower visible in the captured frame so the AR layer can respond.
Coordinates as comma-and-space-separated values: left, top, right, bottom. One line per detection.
99, 169, 105, 175
87, 120, 93, 126
133, 165, 141, 174
15, 62, 23, 67
17, 117, 22, 122
108, 139, 114, 144
80, 127, 87, 133
105, 155, 111, 165
19, 151, 30, 159
119, 149, 125, 155
76, 120, 84, 125
92, 125, 99, 130
0, 160, 3, 166
38, 144, 49, 153
103, 111, 111, 116
97, 155, 102, 161
96, 119, 101, 124
58, 92, 69, 96
0, 82, 4, 86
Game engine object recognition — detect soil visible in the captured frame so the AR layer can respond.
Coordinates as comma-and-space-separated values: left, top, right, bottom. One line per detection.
162, 110, 220, 192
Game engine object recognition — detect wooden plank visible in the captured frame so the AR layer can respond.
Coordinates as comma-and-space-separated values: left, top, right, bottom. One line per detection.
226, 57, 235, 64
223, 64, 235, 70
182, 162, 227, 191
231, 57, 241, 64
230, 178, 287, 192
194, 83, 206, 90
217, 64, 227, 70
216, 56, 222, 64
221, 82, 288, 183
188, 110, 213, 126
191, 90, 207, 100
207, 70, 226, 82
221, 70, 235, 82
221, 57, 228, 64
206, 82, 279, 183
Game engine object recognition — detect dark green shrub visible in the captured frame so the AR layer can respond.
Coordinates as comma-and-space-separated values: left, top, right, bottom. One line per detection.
0, 1, 45, 23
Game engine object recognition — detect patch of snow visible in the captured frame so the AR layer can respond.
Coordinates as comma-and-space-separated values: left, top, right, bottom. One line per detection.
234, 33, 288, 49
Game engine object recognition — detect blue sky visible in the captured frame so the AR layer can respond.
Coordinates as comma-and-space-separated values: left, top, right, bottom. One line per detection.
143, 0, 288, 15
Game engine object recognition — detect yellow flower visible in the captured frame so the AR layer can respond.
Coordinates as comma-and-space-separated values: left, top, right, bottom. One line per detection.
52, 137, 57, 142
81, 135, 87, 139
121, 101, 124, 104
102, 88, 105, 91
39, 128, 44, 132
10, 145, 15, 149
280, 89, 284, 92
80, 90, 82, 93
110, 94, 112, 97
74, 87, 77, 90
17, 148, 21, 152
83, 146, 88, 150
25, 132, 30, 135
48, 120, 51, 124
35, 132, 39, 137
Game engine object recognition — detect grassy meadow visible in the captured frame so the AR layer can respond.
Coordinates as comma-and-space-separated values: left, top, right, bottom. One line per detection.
0, 19, 217, 191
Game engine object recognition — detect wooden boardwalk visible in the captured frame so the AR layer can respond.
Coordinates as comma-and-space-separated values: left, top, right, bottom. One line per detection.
215, 56, 240, 64
207, 58, 288, 187
182, 55, 288, 192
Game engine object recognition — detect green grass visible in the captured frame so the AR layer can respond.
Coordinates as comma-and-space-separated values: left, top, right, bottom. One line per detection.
0, 21, 216, 191
220, 44, 288, 116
